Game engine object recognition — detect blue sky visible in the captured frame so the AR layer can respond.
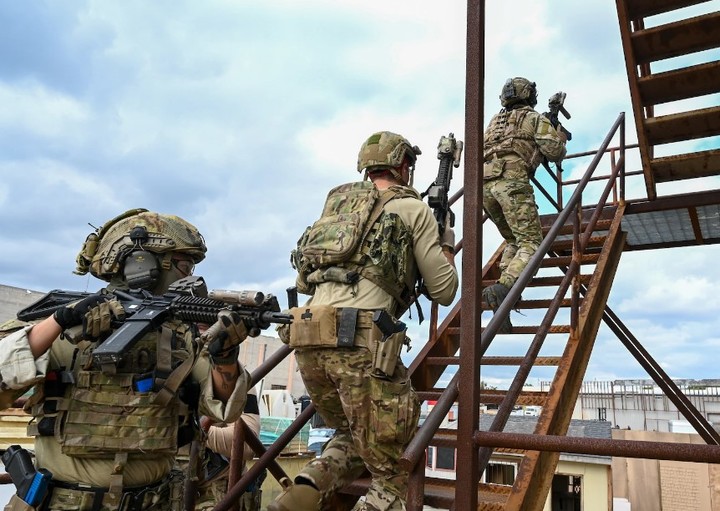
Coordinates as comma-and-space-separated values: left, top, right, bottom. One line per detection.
0, 0, 719, 387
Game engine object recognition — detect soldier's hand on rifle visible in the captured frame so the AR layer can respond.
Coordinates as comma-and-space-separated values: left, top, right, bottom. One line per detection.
203, 310, 248, 365
440, 216, 456, 255
556, 124, 568, 144
53, 292, 125, 340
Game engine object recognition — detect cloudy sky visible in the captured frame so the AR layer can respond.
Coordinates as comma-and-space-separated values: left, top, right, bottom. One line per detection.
1, 0, 719, 388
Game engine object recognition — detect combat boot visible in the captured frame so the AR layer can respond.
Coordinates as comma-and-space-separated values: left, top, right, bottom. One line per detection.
267, 482, 321, 511
482, 283, 513, 334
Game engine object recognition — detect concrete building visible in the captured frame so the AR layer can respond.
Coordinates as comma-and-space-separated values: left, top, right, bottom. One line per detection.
554, 379, 720, 433
425, 415, 613, 511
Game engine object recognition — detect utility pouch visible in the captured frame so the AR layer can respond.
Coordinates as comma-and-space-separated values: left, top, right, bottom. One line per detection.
372, 330, 406, 379
4, 495, 34, 511
288, 305, 337, 348
483, 159, 504, 180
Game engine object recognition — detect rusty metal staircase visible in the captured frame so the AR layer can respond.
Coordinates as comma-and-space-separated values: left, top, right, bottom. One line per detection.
398, 209, 626, 510
615, 0, 720, 200
210, 2, 720, 510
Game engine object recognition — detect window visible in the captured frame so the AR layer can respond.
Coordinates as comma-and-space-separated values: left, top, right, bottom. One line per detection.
483, 462, 516, 486
435, 447, 456, 470
270, 384, 286, 390
597, 407, 607, 421
426, 447, 434, 468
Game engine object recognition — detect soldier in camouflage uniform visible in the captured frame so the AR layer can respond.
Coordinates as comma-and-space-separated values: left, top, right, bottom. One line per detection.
0, 209, 252, 511
482, 77, 568, 333
268, 131, 459, 511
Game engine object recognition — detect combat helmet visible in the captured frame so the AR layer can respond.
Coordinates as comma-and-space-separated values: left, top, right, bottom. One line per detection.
357, 131, 422, 185
74, 208, 207, 287
500, 77, 537, 108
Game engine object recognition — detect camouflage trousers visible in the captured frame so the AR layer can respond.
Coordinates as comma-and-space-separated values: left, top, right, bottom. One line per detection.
295, 347, 420, 511
34, 472, 183, 511
483, 177, 543, 288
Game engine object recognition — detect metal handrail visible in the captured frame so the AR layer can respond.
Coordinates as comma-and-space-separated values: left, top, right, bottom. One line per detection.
400, 112, 627, 486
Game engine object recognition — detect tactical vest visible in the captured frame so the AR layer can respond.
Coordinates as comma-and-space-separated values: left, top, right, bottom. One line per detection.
484, 106, 541, 170
26, 319, 198, 458
292, 181, 419, 314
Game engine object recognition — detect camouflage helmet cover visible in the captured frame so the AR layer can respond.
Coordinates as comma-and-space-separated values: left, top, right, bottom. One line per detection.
357, 131, 422, 173
74, 208, 207, 281
500, 77, 537, 107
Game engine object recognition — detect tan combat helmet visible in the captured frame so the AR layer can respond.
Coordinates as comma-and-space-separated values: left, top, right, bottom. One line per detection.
74, 208, 207, 285
500, 77, 538, 108
357, 131, 422, 185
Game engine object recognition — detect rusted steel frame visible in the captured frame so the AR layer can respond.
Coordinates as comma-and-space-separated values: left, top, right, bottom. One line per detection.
577, 157, 623, 251
183, 439, 201, 511
566, 143, 639, 159
620, 117, 626, 201
610, 150, 618, 204
557, 166, 563, 210
598, 303, 720, 445
531, 174, 561, 212
571, 204, 581, 331
476, 258, 580, 473
507, 206, 626, 511
449, 187, 463, 207
428, 301, 439, 344
401, 373, 460, 471
249, 344, 293, 386
615, 0, 656, 198
227, 417, 247, 511
406, 453, 427, 511
214, 404, 316, 511
562, 169, 642, 186
454, 0, 484, 507
473, 431, 720, 464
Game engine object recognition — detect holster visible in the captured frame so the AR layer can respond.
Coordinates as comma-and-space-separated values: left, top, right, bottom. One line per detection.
372, 330, 406, 379
4, 495, 34, 511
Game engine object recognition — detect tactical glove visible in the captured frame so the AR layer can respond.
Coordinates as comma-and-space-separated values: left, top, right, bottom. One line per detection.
440, 227, 456, 254
53, 292, 125, 340
202, 310, 248, 365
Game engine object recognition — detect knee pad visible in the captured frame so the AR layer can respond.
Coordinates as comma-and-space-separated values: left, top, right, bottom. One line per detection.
267, 481, 321, 511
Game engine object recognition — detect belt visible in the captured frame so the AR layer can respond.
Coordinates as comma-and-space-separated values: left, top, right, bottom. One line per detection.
47, 475, 171, 511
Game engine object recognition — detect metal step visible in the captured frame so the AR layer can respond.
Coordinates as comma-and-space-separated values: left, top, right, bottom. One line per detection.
424, 356, 562, 366
651, 148, 720, 182
625, 0, 713, 19
631, 11, 720, 64
644, 105, 720, 145
637, 60, 720, 106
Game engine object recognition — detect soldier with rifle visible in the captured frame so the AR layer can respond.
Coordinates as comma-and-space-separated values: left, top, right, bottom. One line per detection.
269, 131, 458, 511
0, 208, 288, 511
482, 77, 569, 334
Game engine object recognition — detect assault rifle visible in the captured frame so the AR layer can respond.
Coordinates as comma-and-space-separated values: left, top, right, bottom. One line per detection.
541, 92, 572, 174
422, 132, 464, 235
17, 276, 293, 367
